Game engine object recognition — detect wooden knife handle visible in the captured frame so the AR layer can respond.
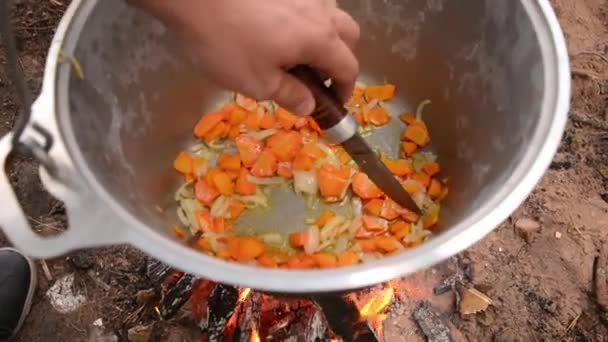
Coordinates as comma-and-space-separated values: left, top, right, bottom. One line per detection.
290, 66, 350, 129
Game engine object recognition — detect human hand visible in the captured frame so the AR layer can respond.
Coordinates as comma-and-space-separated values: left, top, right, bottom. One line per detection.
130, 0, 360, 115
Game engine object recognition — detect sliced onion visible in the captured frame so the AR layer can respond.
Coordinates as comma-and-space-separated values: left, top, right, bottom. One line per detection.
174, 181, 194, 201
210, 196, 231, 218
333, 234, 350, 255
416, 99, 432, 121
304, 225, 320, 255
320, 216, 347, 243
236, 93, 258, 112
179, 198, 203, 234
293, 171, 318, 195
236, 189, 269, 208
261, 233, 284, 245
245, 128, 278, 141
246, 174, 285, 185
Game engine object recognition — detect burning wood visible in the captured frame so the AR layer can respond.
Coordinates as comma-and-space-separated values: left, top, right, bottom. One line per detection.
233, 291, 262, 342
313, 294, 379, 342
205, 284, 240, 341
413, 301, 452, 342
160, 274, 198, 319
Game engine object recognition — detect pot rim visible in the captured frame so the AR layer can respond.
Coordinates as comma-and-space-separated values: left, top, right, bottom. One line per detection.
48, 0, 570, 293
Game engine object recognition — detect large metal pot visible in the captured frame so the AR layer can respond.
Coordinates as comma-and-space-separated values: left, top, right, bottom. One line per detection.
0, 0, 570, 293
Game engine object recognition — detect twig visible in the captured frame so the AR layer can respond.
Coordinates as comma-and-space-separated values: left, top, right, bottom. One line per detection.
572, 51, 608, 65
571, 68, 607, 81
564, 312, 581, 336
27, 216, 64, 232
595, 243, 608, 314
413, 302, 452, 342
40, 260, 53, 281
569, 111, 608, 131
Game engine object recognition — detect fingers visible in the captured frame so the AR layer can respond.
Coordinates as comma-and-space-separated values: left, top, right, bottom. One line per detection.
270, 72, 316, 116
305, 36, 359, 103
332, 9, 360, 51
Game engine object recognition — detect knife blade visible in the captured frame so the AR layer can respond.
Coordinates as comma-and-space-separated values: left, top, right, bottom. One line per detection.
341, 134, 421, 213
290, 66, 421, 214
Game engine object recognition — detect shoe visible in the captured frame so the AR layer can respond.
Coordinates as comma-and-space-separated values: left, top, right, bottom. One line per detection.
0, 248, 37, 341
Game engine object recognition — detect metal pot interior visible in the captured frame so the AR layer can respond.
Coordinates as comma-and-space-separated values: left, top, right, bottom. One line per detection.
56, 0, 558, 287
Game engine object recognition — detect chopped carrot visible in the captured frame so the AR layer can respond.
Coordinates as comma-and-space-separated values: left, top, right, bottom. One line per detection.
368, 107, 390, 126
171, 225, 186, 239
235, 94, 258, 111
235, 237, 266, 262
364, 84, 396, 101
277, 161, 294, 179
352, 86, 364, 99
205, 168, 223, 187
267, 130, 302, 162
228, 125, 241, 139
300, 144, 326, 160
203, 121, 229, 142
422, 162, 440, 177
428, 179, 442, 199
379, 200, 400, 220
235, 135, 263, 167
228, 199, 245, 219
244, 111, 262, 131
338, 149, 352, 165
402, 124, 430, 146
317, 165, 351, 199
211, 171, 234, 195
292, 153, 314, 171
412, 172, 431, 188
375, 236, 399, 253
250, 149, 278, 177
229, 107, 247, 125
402, 180, 422, 194
316, 209, 336, 228
216, 249, 231, 260
196, 238, 211, 251
364, 199, 384, 216
226, 170, 240, 181
352, 172, 383, 199
289, 231, 308, 248
257, 255, 278, 268
337, 251, 360, 266
355, 225, 374, 238
308, 117, 322, 134
353, 112, 365, 126
173, 151, 192, 174
196, 210, 215, 233
401, 142, 418, 157
235, 169, 256, 195
184, 173, 196, 183
214, 217, 226, 233
276, 107, 298, 130
362, 215, 389, 232
218, 153, 241, 171
312, 253, 338, 268
390, 221, 411, 240
299, 127, 319, 144
222, 103, 236, 115
259, 112, 276, 129
399, 113, 416, 124
294, 117, 308, 129
194, 179, 219, 205
194, 111, 225, 138
383, 159, 414, 176
285, 254, 315, 269
357, 239, 378, 253
226, 237, 240, 260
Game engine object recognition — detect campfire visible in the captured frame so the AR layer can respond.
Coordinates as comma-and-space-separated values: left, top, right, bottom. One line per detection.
147, 259, 396, 341
145, 258, 476, 341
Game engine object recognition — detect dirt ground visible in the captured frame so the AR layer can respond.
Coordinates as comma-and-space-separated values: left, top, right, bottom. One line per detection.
0, 0, 607, 341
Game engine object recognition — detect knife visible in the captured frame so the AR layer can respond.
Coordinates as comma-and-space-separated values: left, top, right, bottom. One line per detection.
290, 65, 421, 214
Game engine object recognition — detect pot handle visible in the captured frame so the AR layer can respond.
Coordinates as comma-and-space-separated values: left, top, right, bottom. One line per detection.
0, 133, 130, 258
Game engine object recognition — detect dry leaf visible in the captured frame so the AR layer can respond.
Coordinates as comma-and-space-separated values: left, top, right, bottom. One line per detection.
459, 287, 493, 315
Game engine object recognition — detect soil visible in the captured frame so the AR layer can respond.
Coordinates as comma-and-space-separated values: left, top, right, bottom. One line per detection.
0, 0, 607, 341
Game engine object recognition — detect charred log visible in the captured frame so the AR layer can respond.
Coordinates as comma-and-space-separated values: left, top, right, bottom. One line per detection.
205, 284, 240, 342
159, 273, 198, 319
313, 295, 378, 342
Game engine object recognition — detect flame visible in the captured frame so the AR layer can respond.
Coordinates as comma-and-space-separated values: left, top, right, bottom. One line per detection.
239, 288, 252, 302
250, 328, 260, 342
154, 306, 160, 315
358, 286, 394, 322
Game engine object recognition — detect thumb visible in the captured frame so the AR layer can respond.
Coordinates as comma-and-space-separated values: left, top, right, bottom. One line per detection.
271, 72, 316, 116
